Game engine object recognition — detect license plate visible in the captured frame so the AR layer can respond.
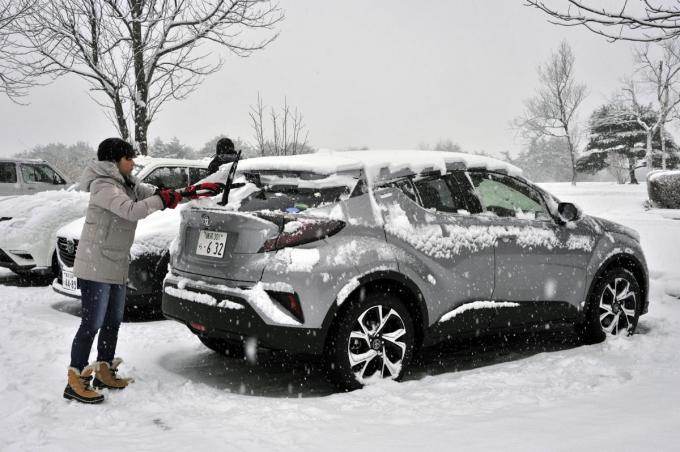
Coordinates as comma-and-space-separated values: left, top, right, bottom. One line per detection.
196, 230, 227, 258
62, 270, 78, 291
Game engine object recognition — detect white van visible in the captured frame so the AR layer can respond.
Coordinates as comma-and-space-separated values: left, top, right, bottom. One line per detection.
0, 158, 70, 197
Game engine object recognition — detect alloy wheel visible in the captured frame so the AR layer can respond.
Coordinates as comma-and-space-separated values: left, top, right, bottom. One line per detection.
599, 277, 638, 336
347, 305, 407, 384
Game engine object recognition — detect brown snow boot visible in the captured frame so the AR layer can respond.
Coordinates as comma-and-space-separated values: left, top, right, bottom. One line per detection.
63, 365, 104, 404
93, 358, 134, 390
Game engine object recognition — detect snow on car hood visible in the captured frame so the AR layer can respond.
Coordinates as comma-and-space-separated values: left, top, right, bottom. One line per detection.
0, 190, 89, 251
57, 207, 183, 259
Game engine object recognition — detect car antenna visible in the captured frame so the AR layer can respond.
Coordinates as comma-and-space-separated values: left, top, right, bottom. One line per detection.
218, 150, 242, 206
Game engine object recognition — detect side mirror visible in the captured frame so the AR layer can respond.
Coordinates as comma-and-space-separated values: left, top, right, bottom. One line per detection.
557, 202, 581, 223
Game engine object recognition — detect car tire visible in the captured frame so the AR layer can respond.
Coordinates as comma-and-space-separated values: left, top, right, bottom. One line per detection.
198, 336, 246, 359
578, 267, 641, 344
326, 293, 414, 391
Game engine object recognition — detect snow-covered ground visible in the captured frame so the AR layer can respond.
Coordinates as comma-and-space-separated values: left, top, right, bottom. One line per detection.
1, 182, 679, 451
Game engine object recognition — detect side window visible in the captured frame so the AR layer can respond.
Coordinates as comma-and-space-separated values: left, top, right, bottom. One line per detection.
143, 166, 188, 189
413, 175, 468, 213
189, 167, 210, 184
44, 165, 66, 184
384, 178, 417, 202
449, 172, 483, 214
21, 164, 63, 184
0, 163, 17, 183
469, 171, 549, 220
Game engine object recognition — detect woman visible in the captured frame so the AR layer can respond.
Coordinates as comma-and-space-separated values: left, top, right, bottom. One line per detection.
64, 138, 181, 404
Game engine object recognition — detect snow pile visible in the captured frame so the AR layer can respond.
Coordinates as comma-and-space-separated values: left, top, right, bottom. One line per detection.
0, 191, 89, 245
439, 301, 520, 323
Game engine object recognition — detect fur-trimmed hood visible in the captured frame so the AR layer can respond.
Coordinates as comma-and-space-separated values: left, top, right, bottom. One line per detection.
79, 160, 139, 192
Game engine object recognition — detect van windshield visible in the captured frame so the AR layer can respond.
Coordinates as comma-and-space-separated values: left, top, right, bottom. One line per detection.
238, 170, 361, 213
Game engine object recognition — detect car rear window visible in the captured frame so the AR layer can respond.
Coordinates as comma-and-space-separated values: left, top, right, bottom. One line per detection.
238, 170, 361, 213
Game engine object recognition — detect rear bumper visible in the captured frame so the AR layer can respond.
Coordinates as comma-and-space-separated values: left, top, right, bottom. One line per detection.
162, 273, 326, 354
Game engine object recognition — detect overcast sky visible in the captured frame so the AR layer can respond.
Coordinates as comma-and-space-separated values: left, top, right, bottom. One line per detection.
0, 1, 638, 158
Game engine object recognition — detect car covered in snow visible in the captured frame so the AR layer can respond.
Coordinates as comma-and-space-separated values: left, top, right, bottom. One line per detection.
161, 150, 649, 390
0, 190, 89, 275
51, 157, 210, 313
1, 156, 209, 277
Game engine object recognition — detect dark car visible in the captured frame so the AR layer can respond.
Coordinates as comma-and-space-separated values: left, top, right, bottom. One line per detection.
52, 157, 210, 316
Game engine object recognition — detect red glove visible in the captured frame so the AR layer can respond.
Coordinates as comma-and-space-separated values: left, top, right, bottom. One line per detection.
157, 188, 182, 209
183, 182, 225, 199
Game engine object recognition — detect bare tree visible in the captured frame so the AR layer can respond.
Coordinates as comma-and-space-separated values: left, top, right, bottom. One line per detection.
249, 92, 266, 155
525, 1, 680, 42
514, 41, 587, 185
605, 152, 630, 184
249, 94, 309, 156
5, 0, 283, 154
0, 0, 37, 101
622, 79, 669, 171
635, 41, 680, 169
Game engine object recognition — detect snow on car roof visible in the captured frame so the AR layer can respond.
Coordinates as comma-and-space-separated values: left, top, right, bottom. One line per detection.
133, 155, 210, 168
236, 150, 522, 181
0, 157, 50, 163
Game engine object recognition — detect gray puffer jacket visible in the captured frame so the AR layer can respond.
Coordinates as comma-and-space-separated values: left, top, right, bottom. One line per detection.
73, 160, 164, 284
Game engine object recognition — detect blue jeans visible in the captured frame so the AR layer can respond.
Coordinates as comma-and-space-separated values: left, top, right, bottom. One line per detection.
69, 279, 126, 371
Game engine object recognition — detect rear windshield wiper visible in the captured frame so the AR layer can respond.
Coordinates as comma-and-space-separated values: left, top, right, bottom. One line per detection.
218, 150, 244, 206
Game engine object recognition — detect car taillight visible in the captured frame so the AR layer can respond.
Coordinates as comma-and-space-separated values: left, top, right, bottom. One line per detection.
268, 291, 304, 323
190, 322, 207, 332
258, 219, 345, 252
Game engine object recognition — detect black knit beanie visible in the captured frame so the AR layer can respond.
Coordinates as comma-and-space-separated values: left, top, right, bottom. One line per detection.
97, 138, 136, 162
216, 138, 235, 155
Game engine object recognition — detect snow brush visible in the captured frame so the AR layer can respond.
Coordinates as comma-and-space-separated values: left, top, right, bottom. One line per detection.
180, 182, 226, 199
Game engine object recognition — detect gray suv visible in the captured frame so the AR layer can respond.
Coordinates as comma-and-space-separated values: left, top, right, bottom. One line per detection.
162, 151, 648, 390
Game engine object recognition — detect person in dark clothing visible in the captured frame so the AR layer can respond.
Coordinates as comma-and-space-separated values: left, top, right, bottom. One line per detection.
207, 137, 238, 175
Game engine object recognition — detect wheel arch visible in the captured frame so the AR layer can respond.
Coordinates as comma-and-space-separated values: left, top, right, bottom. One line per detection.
321, 270, 429, 351
587, 253, 648, 315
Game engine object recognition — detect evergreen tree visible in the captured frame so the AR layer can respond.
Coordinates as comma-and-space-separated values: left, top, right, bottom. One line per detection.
148, 137, 196, 159
503, 137, 573, 182
577, 103, 679, 184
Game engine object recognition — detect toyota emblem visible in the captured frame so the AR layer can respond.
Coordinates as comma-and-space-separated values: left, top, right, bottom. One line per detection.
201, 214, 210, 227
66, 240, 75, 254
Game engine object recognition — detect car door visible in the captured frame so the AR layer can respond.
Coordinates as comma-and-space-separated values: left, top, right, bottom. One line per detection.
467, 170, 591, 327
380, 172, 496, 336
